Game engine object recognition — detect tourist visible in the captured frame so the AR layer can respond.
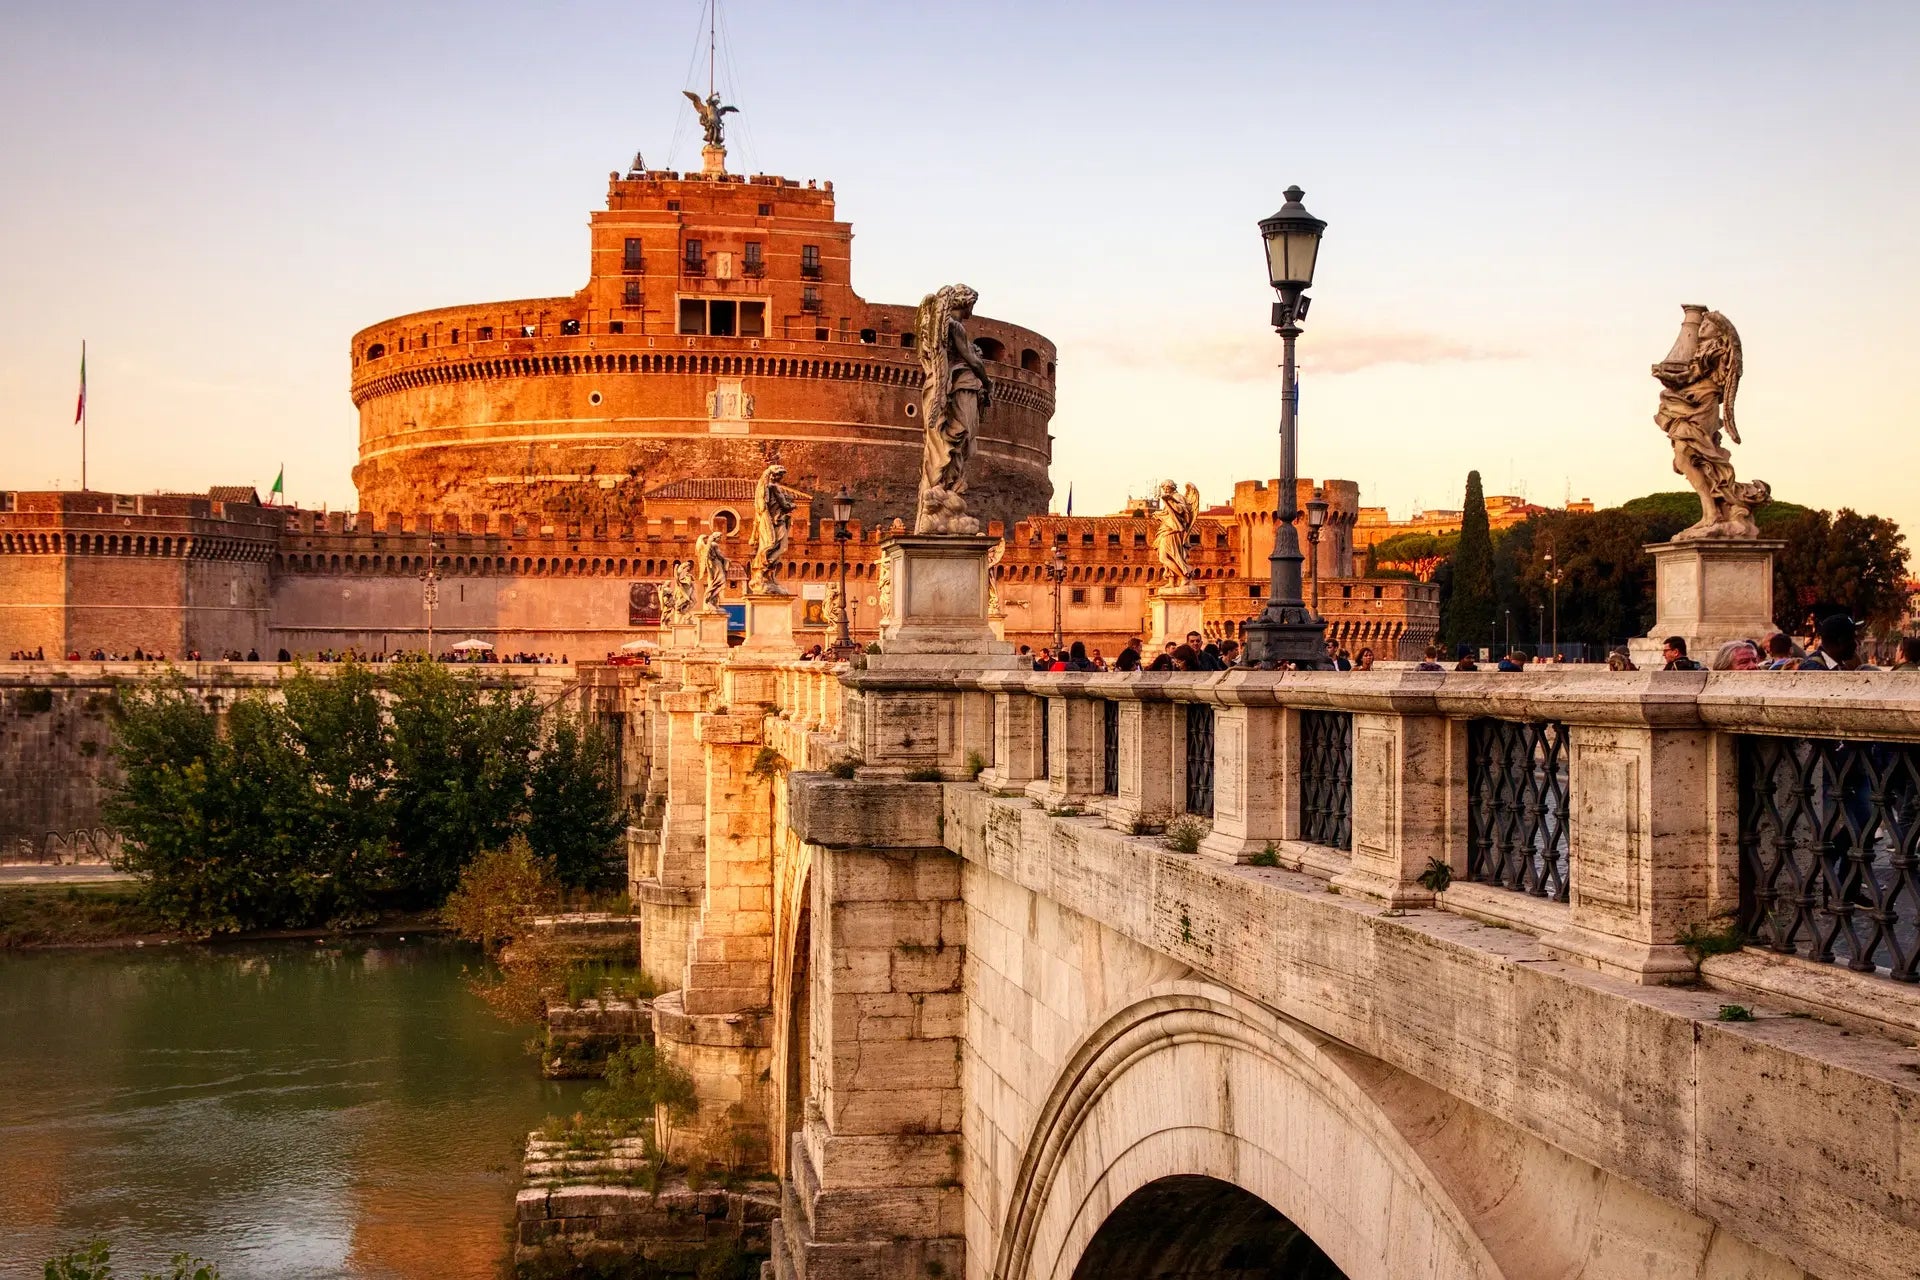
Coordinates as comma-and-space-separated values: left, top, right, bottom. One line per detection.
1606, 648, 1637, 671
1332, 648, 1353, 672
1710, 639, 1763, 671
1089, 648, 1107, 670
1892, 636, 1920, 671
1355, 648, 1375, 671
1415, 645, 1446, 672
1033, 647, 1054, 672
246, 648, 260, 662
1169, 643, 1200, 671
1496, 651, 1527, 672
1146, 647, 1174, 672
1065, 641, 1094, 672
1799, 615, 1872, 671
1453, 644, 1477, 673
1763, 632, 1806, 670
1201, 642, 1226, 670
1219, 639, 1240, 667
1659, 637, 1700, 671
1113, 645, 1142, 672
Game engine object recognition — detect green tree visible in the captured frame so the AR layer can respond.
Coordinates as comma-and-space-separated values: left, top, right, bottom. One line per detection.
387, 663, 540, 903
1368, 531, 1456, 581
281, 661, 394, 918
1773, 507, 1909, 633
1442, 471, 1496, 649
527, 713, 628, 891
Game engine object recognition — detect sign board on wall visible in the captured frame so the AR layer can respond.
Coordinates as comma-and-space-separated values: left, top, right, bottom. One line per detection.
628, 582, 662, 627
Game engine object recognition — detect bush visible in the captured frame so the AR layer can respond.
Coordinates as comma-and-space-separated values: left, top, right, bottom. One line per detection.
44, 1240, 219, 1280
588, 1041, 699, 1150
826, 757, 858, 780
1163, 816, 1208, 854
442, 837, 560, 952
965, 750, 988, 780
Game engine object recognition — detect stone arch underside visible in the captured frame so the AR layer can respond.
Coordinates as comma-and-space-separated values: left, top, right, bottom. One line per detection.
991, 984, 1807, 1280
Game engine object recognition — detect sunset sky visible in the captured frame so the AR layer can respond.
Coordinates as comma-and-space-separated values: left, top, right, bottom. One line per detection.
2, 1, 1915, 533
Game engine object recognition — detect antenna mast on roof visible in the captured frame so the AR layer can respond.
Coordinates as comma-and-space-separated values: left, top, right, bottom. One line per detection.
708, 0, 717, 97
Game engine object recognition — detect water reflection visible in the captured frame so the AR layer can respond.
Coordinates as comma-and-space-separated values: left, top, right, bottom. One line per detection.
0, 939, 584, 1278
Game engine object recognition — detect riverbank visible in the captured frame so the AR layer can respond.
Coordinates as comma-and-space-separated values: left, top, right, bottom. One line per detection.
0, 881, 447, 950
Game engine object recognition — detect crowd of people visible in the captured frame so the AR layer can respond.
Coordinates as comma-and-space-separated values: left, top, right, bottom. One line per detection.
1020, 631, 1241, 672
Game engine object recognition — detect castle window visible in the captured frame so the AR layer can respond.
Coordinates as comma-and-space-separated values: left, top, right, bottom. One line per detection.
478, 326, 493, 341
1249, 584, 1263, 598
801, 286, 822, 314
1107, 533, 1120, 547
743, 241, 764, 277
666, 199, 680, 211
678, 299, 706, 335
800, 244, 821, 279
623, 238, 644, 272
449, 328, 459, 343
683, 240, 704, 276
560, 319, 580, 336
1021, 348, 1042, 372
1342, 585, 1353, 600
814, 328, 828, 341
708, 300, 737, 337
1373, 585, 1384, 600
623, 280, 641, 307
739, 300, 765, 337
1081, 532, 1094, 547
859, 328, 876, 344
974, 336, 1006, 362
521, 324, 537, 337
608, 320, 624, 334
1103, 586, 1119, 605
757, 202, 771, 216
365, 342, 385, 359
900, 333, 915, 349
1071, 587, 1087, 606
419, 333, 430, 347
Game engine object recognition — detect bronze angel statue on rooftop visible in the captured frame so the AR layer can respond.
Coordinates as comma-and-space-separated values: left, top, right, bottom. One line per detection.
683, 90, 738, 148
914, 284, 989, 535
1652, 305, 1769, 540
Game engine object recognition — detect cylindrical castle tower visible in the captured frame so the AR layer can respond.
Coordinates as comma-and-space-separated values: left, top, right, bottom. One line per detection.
349, 165, 1055, 531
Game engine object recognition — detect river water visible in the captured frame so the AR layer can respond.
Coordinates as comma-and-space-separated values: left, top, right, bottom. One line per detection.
0, 938, 585, 1278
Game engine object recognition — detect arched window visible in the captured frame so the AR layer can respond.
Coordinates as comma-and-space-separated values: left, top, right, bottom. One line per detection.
365, 342, 386, 360
974, 336, 1006, 362
1020, 348, 1041, 373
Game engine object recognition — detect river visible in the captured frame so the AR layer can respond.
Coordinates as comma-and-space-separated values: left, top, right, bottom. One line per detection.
0, 938, 585, 1278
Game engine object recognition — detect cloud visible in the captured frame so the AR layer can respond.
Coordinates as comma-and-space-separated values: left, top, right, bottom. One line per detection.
1076, 328, 1522, 381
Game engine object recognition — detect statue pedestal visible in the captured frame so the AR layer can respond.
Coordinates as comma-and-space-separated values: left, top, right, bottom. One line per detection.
1147, 588, 1206, 653
669, 621, 698, 650
701, 144, 727, 176
741, 594, 797, 653
1629, 539, 1783, 668
869, 535, 1021, 671
694, 610, 730, 651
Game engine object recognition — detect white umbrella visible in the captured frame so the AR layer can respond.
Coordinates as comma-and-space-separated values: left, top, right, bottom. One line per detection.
449, 639, 494, 652
618, 639, 659, 653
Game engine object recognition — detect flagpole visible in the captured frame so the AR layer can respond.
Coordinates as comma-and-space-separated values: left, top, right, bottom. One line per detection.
79, 340, 87, 492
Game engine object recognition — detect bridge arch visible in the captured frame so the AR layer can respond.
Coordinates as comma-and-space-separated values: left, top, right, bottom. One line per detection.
992, 983, 1501, 1280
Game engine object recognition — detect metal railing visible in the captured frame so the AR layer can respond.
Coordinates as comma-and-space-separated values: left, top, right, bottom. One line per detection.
1739, 734, 1920, 982
1299, 710, 1353, 850
1185, 703, 1214, 818
1101, 700, 1120, 797
1466, 717, 1570, 900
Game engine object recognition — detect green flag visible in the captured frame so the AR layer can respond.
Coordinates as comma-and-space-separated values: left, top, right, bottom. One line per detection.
269, 465, 284, 503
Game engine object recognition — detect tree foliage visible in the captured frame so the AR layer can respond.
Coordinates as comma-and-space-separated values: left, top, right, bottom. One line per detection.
105, 663, 612, 934
1441, 472, 1495, 647
528, 714, 629, 891
1369, 531, 1457, 582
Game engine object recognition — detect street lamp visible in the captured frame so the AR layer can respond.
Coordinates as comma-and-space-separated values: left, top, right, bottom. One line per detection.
1047, 544, 1069, 650
1543, 550, 1564, 657
1243, 186, 1329, 668
831, 484, 855, 658
1305, 488, 1329, 616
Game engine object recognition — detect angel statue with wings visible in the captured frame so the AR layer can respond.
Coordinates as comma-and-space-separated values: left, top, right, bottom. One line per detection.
683, 90, 738, 149
693, 523, 731, 613
748, 464, 794, 595
914, 284, 989, 534
1652, 305, 1769, 540
1154, 481, 1201, 591
670, 560, 697, 625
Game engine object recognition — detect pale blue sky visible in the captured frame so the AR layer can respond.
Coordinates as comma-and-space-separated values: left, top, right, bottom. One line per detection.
2, 1, 1916, 531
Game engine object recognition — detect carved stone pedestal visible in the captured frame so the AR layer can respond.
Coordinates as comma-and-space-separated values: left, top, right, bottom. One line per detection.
868, 535, 1021, 671
701, 143, 727, 176
742, 594, 797, 653
1148, 588, 1205, 652
1628, 540, 1782, 668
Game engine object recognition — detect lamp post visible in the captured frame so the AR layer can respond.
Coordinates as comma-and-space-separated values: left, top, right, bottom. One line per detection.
1047, 545, 1068, 650
1544, 551, 1563, 657
1243, 186, 1329, 667
1504, 607, 1512, 655
1305, 488, 1328, 616
420, 537, 439, 659
830, 484, 855, 658
1536, 604, 1546, 656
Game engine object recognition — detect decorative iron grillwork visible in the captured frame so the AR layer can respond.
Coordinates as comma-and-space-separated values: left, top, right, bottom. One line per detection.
1466, 718, 1570, 900
1300, 711, 1353, 850
1739, 735, 1920, 981
1038, 696, 1051, 780
1102, 701, 1120, 797
1185, 703, 1215, 818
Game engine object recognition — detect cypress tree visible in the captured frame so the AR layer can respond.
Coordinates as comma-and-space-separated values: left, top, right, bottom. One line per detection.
1444, 470, 1496, 649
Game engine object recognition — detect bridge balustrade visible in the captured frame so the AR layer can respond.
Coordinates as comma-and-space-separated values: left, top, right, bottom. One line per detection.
1298, 710, 1353, 851
1465, 716, 1571, 900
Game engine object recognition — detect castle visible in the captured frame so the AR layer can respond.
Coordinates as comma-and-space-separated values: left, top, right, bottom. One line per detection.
1, 129, 1443, 662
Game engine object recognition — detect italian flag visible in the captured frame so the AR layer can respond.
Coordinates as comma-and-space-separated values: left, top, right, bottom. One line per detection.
269, 465, 284, 505
74, 342, 85, 424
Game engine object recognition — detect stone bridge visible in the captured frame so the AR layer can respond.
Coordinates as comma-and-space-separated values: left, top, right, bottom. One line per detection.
625, 629, 1920, 1279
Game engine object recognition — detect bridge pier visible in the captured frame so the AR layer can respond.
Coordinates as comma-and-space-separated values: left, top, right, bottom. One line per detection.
775, 776, 967, 1280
